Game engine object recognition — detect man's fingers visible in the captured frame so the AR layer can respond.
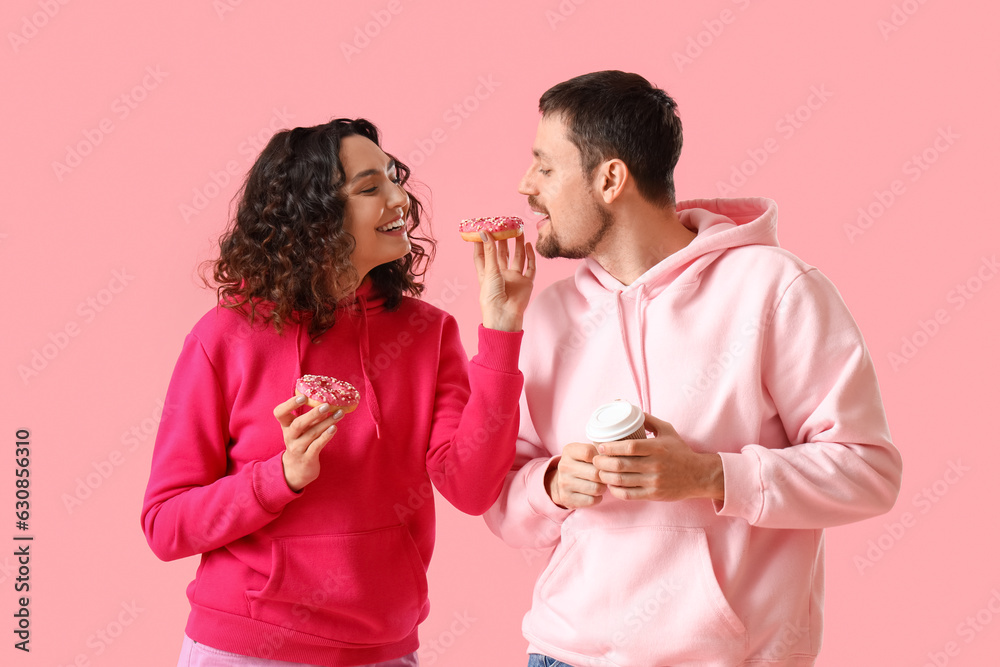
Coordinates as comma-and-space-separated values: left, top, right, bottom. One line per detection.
598, 470, 643, 487
642, 412, 675, 437
606, 485, 647, 501
565, 492, 604, 508
564, 441, 599, 463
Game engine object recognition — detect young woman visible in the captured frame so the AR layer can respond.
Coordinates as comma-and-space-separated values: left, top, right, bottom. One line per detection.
141, 118, 534, 666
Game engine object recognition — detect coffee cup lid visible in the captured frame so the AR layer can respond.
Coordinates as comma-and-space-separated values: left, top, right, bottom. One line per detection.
585, 400, 644, 442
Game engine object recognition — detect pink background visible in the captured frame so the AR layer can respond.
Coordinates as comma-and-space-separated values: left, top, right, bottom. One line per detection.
3, 0, 998, 665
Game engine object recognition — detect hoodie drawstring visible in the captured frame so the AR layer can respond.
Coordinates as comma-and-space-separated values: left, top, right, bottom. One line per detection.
614, 286, 652, 414
295, 321, 304, 381
354, 292, 383, 440
615, 292, 644, 411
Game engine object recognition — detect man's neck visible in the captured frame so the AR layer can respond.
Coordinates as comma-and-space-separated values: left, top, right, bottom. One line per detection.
591, 203, 696, 286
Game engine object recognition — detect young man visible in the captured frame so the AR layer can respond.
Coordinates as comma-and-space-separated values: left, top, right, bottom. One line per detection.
484, 71, 902, 667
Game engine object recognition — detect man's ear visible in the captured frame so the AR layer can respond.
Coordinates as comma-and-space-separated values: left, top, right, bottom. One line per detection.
596, 158, 629, 204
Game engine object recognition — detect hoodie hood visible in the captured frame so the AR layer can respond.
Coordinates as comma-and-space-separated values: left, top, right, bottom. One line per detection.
576, 197, 779, 300
571, 197, 778, 413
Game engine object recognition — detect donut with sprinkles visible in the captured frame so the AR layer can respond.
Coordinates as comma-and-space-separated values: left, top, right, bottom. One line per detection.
458, 216, 524, 242
294, 375, 360, 412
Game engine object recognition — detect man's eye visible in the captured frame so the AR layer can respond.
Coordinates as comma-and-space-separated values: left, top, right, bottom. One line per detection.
539, 168, 551, 176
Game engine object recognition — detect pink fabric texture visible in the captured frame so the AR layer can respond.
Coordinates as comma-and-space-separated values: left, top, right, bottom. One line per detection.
143, 281, 523, 665
485, 197, 902, 666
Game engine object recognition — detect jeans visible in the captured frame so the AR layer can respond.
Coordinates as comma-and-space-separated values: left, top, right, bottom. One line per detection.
527, 654, 576, 667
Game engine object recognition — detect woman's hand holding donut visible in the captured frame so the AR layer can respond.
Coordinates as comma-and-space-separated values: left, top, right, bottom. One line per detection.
272, 395, 344, 492
473, 231, 536, 332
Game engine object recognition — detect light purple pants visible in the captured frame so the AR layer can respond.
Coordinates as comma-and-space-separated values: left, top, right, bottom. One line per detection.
178, 635, 419, 667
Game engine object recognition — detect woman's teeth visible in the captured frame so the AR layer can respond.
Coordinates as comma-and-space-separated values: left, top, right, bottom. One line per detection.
377, 219, 405, 232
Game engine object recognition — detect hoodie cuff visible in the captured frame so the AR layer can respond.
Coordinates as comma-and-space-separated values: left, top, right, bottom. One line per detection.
713, 449, 764, 524
473, 324, 523, 375
524, 456, 575, 522
253, 453, 301, 514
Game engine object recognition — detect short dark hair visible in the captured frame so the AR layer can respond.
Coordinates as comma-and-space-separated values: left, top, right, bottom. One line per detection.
539, 70, 682, 206
210, 118, 433, 339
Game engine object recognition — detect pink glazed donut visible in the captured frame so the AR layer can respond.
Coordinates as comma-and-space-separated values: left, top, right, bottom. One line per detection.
458, 216, 524, 242
294, 375, 360, 412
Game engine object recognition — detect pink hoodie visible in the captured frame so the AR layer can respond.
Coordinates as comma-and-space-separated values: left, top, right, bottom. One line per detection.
142, 283, 523, 666
484, 198, 902, 666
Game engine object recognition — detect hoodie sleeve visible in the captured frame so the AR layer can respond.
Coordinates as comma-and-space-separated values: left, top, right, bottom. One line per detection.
140, 333, 299, 561
424, 320, 524, 516
482, 392, 574, 550
716, 269, 903, 529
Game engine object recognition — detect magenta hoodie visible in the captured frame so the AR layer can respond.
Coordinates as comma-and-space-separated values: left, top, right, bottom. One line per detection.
142, 283, 523, 666
485, 198, 902, 666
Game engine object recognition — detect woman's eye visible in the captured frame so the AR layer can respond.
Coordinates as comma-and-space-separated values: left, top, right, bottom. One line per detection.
361, 186, 377, 194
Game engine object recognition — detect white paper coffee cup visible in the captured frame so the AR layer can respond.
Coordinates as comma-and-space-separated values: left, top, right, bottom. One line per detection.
585, 400, 647, 443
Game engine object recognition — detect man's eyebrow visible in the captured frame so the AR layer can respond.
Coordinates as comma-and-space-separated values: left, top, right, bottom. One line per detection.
532, 148, 548, 160
349, 161, 396, 185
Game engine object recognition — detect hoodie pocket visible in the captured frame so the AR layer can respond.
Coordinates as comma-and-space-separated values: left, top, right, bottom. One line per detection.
246, 525, 427, 646
528, 525, 748, 666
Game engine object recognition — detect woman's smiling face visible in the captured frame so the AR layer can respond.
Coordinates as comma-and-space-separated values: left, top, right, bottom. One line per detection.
339, 134, 412, 281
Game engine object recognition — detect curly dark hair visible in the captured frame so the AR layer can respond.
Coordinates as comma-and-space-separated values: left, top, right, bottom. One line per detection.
208, 118, 434, 339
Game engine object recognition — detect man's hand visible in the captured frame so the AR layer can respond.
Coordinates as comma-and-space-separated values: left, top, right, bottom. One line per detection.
545, 442, 608, 509
592, 413, 725, 502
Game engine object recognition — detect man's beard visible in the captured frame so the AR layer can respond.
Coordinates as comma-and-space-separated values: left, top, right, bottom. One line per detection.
536, 197, 614, 259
